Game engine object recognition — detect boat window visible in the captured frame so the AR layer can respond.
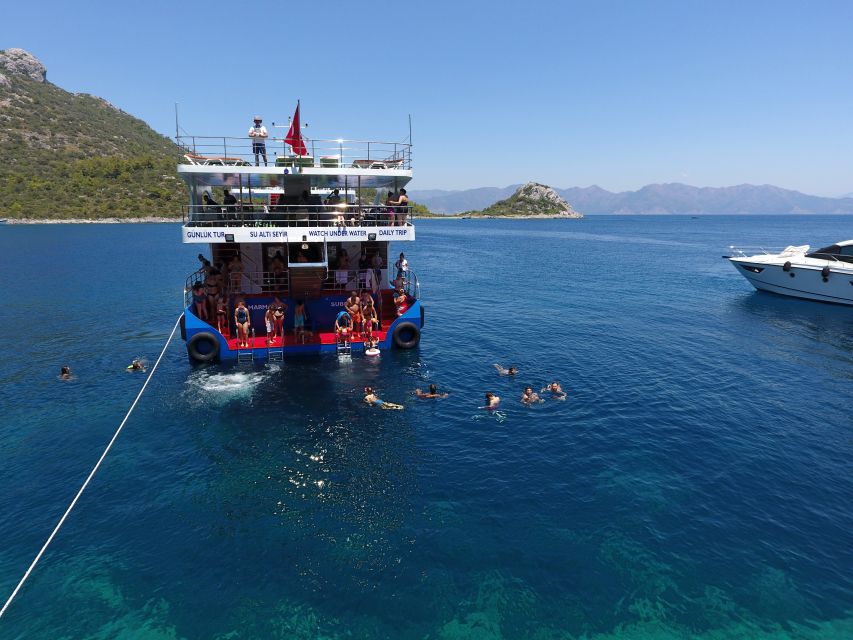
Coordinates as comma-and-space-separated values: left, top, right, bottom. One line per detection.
807, 245, 840, 258
839, 246, 853, 257
288, 242, 326, 266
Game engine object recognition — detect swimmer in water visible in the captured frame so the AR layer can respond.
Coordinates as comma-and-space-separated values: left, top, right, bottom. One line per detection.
540, 381, 567, 400
520, 386, 543, 404
60, 365, 72, 380
482, 392, 501, 409
364, 386, 404, 410
127, 358, 146, 372
415, 384, 448, 399
494, 364, 518, 376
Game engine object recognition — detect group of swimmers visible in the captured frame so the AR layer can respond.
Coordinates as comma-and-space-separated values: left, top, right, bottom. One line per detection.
362, 365, 566, 411
59, 358, 146, 381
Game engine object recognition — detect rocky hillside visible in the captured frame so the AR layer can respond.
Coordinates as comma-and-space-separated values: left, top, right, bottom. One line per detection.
464, 182, 583, 218
0, 48, 184, 219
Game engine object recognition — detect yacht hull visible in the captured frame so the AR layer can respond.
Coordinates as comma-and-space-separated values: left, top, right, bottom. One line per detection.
729, 259, 853, 306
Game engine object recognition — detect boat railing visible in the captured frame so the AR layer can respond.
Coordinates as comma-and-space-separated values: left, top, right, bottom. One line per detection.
176, 136, 412, 170
183, 270, 291, 306
391, 269, 420, 299
320, 269, 381, 292
182, 203, 412, 228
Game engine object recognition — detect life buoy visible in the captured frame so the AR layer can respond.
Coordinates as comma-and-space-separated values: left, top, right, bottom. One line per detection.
821, 266, 831, 282
187, 331, 220, 363
392, 321, 420, 349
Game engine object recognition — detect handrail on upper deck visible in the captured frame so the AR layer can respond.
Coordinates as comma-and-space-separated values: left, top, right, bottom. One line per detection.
176, 135, 412, 170
182, 203, 412, 228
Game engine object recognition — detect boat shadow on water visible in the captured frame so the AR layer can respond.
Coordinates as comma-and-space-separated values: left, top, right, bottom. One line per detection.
732, 291, 853, 355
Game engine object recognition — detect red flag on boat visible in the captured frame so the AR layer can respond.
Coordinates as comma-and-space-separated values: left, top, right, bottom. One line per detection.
285, 102, 308, 156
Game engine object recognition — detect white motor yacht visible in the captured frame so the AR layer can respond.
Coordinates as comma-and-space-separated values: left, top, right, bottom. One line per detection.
727, 240, 853, 305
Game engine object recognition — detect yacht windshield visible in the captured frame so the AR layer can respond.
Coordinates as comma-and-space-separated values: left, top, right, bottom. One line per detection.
806, 244, 853, 263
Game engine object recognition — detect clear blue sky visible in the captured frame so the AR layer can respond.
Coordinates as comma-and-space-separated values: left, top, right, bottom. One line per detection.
3, 0, 852, 195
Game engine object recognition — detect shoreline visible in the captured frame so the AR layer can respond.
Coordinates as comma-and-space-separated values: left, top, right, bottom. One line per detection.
3, 217, 182, 224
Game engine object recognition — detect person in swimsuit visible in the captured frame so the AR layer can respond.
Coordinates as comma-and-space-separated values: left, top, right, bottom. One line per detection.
293, 300, 307, 341
494, 364, 518, 376
415, 384, 448, 399
394, 287, 409, 316
483, 392, 501, 409
541, 381, 567, 400
227, 253, 244, 292
127, 358, 146, 372
271, 297, 287, 344
205, 269, 223, 318
234, 299, 251, 348
362, 298, 379, 337
60, 365, 72, 380
191, 282, 208, 321
344, 292, 361, 334
215, 296, 228, 335
366, 335, 380, 350
521, 386, 543, 405
335, 311, 352, 342
364, 386, 404, 410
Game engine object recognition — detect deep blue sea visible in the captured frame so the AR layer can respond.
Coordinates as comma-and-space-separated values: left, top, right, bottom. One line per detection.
0, 216, 851, 639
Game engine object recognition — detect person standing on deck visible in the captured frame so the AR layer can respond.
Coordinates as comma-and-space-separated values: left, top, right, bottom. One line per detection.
248, 116, 268, 166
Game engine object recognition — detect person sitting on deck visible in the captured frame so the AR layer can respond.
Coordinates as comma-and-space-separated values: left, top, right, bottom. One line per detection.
541, 381, 567, 400
335, 310, 352, 342
202, 193, 219, 224
394, 287, 409, 316
234, 299, 251, 348
325, 189, 342, 206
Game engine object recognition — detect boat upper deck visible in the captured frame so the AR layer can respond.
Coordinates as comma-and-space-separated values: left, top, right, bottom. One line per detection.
177, 136, 415, 243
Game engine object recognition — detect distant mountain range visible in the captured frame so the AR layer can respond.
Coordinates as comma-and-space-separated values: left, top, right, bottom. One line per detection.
410, 183, 853, 215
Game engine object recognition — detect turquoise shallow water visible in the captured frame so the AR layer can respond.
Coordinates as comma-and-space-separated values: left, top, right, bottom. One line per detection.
0, 216, 851, 639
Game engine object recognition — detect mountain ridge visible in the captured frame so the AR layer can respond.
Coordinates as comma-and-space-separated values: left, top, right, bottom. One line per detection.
410, 182, 853, 215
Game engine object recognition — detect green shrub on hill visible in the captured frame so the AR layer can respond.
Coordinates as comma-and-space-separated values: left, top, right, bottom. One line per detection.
0, 71, 184, 219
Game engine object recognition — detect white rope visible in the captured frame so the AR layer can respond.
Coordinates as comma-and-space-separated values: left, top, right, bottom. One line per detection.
0, 315, 182, 620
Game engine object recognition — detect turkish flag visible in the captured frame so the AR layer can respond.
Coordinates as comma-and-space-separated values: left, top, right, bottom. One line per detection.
285, 102, 308, 156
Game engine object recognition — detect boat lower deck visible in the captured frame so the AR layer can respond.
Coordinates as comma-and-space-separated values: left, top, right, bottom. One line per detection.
226, 329, 388, 350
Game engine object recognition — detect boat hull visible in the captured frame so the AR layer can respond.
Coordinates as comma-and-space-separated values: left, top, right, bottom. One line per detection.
729, 258, 853, 305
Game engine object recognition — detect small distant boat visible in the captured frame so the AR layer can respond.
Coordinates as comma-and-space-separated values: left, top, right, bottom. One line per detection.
0, 219, 7, 224
727, 240, 853, 305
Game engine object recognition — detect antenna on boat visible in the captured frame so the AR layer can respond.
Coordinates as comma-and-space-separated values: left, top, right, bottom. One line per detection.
408, 114, 412, 145
174, 103, 180, 141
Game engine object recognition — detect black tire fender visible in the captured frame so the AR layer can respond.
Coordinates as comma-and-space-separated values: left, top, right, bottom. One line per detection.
392, 321, 420, 349
821, 266, 831, 281
187, 331, 220, 363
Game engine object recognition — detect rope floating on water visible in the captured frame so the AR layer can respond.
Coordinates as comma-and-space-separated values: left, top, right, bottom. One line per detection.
0, 315, 182, 621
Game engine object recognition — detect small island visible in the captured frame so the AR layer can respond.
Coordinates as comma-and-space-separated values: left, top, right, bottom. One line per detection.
455, 182, 583, 219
